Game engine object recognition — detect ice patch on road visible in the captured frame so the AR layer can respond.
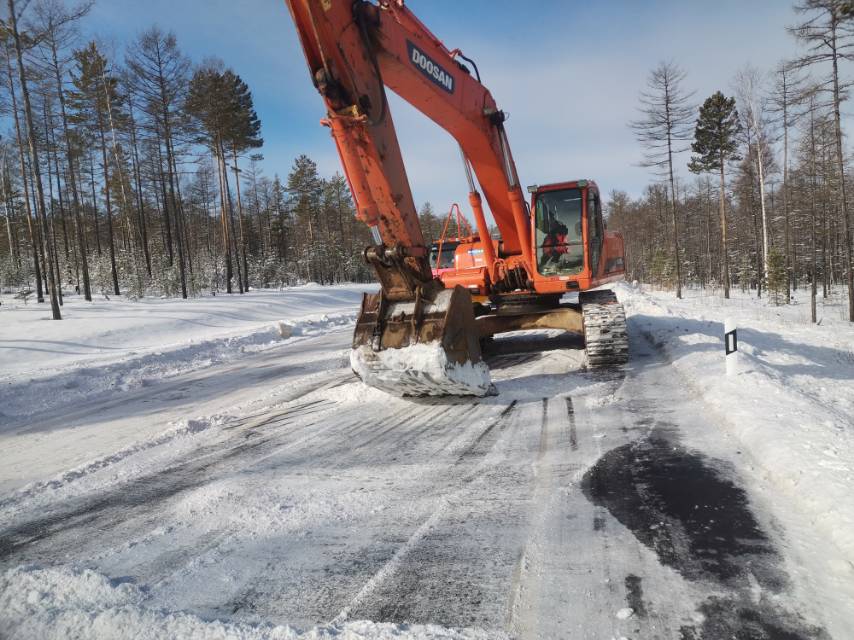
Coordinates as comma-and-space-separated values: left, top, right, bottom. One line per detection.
614, 281, 854, 615
0, 565, 493, 640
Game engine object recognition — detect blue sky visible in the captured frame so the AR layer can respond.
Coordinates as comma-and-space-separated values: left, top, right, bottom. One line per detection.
82, 1, 802, 215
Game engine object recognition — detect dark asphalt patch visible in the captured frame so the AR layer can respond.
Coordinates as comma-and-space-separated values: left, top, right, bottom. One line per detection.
624, 574, 647, 617
680, 597, 829, 640
565, 397, 578, 451
582, 428, 829, 639
582, 428, 779, 585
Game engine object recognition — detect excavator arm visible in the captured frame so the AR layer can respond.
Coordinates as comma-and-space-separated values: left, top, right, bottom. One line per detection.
286, 0, 533, 293
287, 0, 429, 301
366, 2, 531, 262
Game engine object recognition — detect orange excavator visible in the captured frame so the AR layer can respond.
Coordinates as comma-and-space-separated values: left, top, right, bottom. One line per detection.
286, 0, 628, 396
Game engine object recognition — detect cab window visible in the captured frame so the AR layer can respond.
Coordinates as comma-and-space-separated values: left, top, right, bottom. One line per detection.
534, 188, 584, 276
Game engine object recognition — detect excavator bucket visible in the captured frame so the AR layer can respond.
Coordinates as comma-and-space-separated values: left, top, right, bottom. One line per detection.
350, 285, 493, 396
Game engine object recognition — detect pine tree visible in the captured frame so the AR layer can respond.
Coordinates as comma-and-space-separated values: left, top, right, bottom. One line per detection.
224, 70, 262, 292
418, 201, 441, 245
68, 41, 122, 296
766, 247, 787, 304
688, 91, 741, 299
186, 63, 261, 293
286, 155, 321, 282
631, 61, 695, 299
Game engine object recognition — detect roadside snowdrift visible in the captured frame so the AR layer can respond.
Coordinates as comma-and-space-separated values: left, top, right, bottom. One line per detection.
0, 565, 490, 640
0, 285, 374, 422
616, 282, 854, 565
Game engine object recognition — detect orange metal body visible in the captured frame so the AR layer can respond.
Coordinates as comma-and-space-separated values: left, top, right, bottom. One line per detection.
429, 204, 497, 295
525, 180, 626, 295
285, 0, 624, 310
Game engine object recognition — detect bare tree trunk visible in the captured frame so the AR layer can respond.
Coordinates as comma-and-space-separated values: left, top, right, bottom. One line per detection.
830, 29, 854, 321
49, 38, 91, 300
97, 118, 120, 296
153, 142, 172, 269
231, 148, 249, 292
88, 148, 102, 256
8, 0, 61, 318
163, 139, 187, 299
168, 143, 193, 283
5, 45, 43, 302
781, 74, 792, 303
217, 140, 242, 293
665, 122, 682, 298
747, 104, 770, 287
1, 159, 16, 262
809, 102, 819, 323
48, 104, 70, 272
42, 113, 64, 307
719, 160, 730, 298
127, 99, 151, 277
216, 150, 232, 293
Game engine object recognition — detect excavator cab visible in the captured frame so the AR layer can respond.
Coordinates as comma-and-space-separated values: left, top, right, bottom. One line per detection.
534, 186, 586, 277
528, 181, 625, 294
429, 240, 460, 277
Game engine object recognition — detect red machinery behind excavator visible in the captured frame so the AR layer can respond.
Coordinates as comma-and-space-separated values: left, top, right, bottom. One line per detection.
286, 0, 628, 396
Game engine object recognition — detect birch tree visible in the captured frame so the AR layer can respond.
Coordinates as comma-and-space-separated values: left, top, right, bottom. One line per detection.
735, 66, 773, 292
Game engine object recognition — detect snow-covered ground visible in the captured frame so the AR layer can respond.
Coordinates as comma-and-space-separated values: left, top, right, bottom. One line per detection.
0, 285, 373, 423
1, 282, 852, 639
619, 282, 854, 566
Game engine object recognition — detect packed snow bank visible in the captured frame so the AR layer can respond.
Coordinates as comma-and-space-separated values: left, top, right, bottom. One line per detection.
0, 415, 225, 518
0, 565, 491, 640
615, 282, 854, 565
350, 343, 492, 397
0, 285, 375, 421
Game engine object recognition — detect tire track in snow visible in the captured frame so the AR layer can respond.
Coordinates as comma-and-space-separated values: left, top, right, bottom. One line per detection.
210, 400, 509, 624
0, 381, 359, 564
331, 400, 521, 627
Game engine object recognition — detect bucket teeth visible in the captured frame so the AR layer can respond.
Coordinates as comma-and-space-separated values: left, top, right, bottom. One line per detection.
350, 285, 493, 397
350, 344, 492, 397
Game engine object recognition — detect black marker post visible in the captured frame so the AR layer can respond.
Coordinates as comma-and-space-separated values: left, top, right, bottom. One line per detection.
725, 318, 738, 375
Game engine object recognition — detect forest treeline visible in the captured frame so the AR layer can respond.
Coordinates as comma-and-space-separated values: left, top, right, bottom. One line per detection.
2, 0, 853, 325
610, 0, 854, 322
0, 0, 375, 320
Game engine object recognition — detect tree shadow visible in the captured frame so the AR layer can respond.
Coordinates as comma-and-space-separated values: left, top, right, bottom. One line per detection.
629, 314, 854, 382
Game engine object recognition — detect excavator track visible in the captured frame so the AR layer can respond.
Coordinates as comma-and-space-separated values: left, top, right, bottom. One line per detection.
580, 290, 629, 367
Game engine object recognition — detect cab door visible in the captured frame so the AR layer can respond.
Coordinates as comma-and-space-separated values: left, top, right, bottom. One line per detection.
587, 189, 604, 276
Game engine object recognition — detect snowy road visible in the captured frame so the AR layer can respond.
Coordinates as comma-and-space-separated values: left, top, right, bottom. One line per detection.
1, 310, 843, 639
